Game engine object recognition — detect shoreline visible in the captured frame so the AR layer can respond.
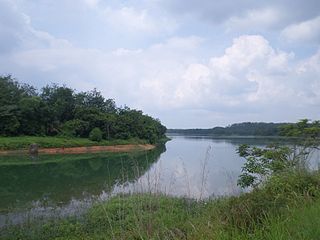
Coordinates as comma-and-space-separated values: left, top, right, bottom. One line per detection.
2, 170, 320, 239
0, 144, 155, 155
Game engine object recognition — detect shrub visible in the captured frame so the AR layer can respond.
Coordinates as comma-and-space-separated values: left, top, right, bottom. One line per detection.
61, 119, 89, 137
89, 127, 102, 142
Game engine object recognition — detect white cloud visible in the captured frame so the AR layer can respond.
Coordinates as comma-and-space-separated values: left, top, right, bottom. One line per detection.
83, 0, 100, 9
0, 0, 73, 53
1, 0, 319, 127
146, 35, 296, 109
4, 33, 320, 122
87, 3, 178, 35
103, 7, 154, 32
226, 8, 282, 31
281, 16, 320, 43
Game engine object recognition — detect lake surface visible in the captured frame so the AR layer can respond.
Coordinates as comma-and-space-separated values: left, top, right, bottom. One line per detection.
1, 135, 319, 227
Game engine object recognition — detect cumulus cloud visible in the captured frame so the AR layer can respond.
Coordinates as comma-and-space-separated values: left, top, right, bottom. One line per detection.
1, 0, 319, 127
136, 34, 320, 126
0, 0, 72, 53
226, 8, 282, 31
79, 0, 178, 35
101, 6, 176, 33
141, 35, 297, 109
281, 16, 320, 43
0, 0, 29, 53
2, 27, 320, 125
162, 0, 320, 33
83, 0, 100, 9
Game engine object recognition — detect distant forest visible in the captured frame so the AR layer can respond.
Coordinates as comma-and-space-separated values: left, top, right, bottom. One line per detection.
167, 122, 290, 136
0, 75, 166, 143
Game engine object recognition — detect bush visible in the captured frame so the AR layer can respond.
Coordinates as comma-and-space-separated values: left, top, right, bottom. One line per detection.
89, 128, 102, 142
223, 170, 320, 230
61, 119, 89, 137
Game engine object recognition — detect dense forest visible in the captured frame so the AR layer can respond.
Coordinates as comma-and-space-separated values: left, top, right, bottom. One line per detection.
167, 122, 289, 136
0, 75, 166, 143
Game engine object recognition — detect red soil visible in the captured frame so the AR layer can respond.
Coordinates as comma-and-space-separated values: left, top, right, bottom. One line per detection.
0, 144, 155, 155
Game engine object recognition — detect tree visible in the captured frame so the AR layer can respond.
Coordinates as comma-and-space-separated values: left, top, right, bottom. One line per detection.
61, 119, 90, 137
238, 119, 320, 188
18, 96, 45, 135
0, 75, 167, 142
0, 75, 37, 135
89, 127, 103, 142
75, 89, 116, 113
41, 84, 75, 124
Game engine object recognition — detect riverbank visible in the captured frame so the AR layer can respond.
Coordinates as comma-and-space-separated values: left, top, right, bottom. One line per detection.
0, 144, 155, 156
2, 169, 320, 239
0, 136, 152, 151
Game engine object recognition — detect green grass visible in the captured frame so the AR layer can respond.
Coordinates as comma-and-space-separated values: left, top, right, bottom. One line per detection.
244, 199, 320, 240
2, 170, 320, 240
0, 151, 147, 166
0, 136, 149, 151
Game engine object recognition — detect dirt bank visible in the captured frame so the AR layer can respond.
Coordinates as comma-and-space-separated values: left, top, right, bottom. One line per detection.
0, 144, 155, 155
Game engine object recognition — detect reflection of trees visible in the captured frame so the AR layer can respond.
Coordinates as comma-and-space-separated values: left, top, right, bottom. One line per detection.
0, 145, 166, 212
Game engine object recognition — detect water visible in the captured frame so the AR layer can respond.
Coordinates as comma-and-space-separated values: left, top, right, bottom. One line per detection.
1, 135, 319, 227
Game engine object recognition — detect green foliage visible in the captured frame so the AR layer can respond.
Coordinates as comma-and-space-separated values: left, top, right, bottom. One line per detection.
237, 144, 292, 188
228, 170, 320, 230
89, 127, 102, 142
41, 84, 75, 125
0, 75, 166, 143
238, 120, 320, 188
280, 119, 320, 149
61, 119, 89, 137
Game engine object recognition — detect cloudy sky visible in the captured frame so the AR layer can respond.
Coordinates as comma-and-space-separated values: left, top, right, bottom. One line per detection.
1, 0, 319, 128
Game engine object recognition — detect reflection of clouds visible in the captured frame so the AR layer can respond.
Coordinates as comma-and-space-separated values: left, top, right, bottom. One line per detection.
114, 136, 249, 199
115, 140, 244, 199
0, 196, 99, 228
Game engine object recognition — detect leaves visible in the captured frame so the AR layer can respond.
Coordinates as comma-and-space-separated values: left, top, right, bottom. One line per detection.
0, 75, 166, 143
238, 120, 320, 188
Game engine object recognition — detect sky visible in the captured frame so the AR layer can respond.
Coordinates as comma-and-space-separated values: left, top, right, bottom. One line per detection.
0, 0, 319, 128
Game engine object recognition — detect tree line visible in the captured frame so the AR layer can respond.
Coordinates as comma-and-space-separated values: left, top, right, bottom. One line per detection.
0, 75, 166, 143
167, 122, 289, 136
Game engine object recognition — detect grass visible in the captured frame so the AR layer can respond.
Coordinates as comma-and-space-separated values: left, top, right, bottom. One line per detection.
0, 151, 148, 166
0, 136, 149, 151
2, 169, 320, 239
243, 199, 320, 240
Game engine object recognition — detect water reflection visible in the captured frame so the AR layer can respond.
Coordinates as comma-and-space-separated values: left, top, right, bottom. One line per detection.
168, 134, 296, 146
1, 136, 319, 228
123, 135, 320, 199
0, 146, 165, 227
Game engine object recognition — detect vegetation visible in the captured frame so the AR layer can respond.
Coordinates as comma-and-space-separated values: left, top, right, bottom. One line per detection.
0, 75, 166, 144
0, 136, 148, 151
1, 120, 320, 239
237, 119, 320, 188
89, 128, 103, 142
167, 122, 288, 136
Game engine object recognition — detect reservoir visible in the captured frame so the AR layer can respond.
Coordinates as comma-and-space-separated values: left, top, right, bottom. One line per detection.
1, 135, 319, 227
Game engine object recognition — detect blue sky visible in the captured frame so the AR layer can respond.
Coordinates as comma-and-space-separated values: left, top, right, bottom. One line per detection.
1, 0, 320, 128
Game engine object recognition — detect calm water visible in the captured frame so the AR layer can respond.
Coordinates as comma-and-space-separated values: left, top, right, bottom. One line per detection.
1, 135, 319, 227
